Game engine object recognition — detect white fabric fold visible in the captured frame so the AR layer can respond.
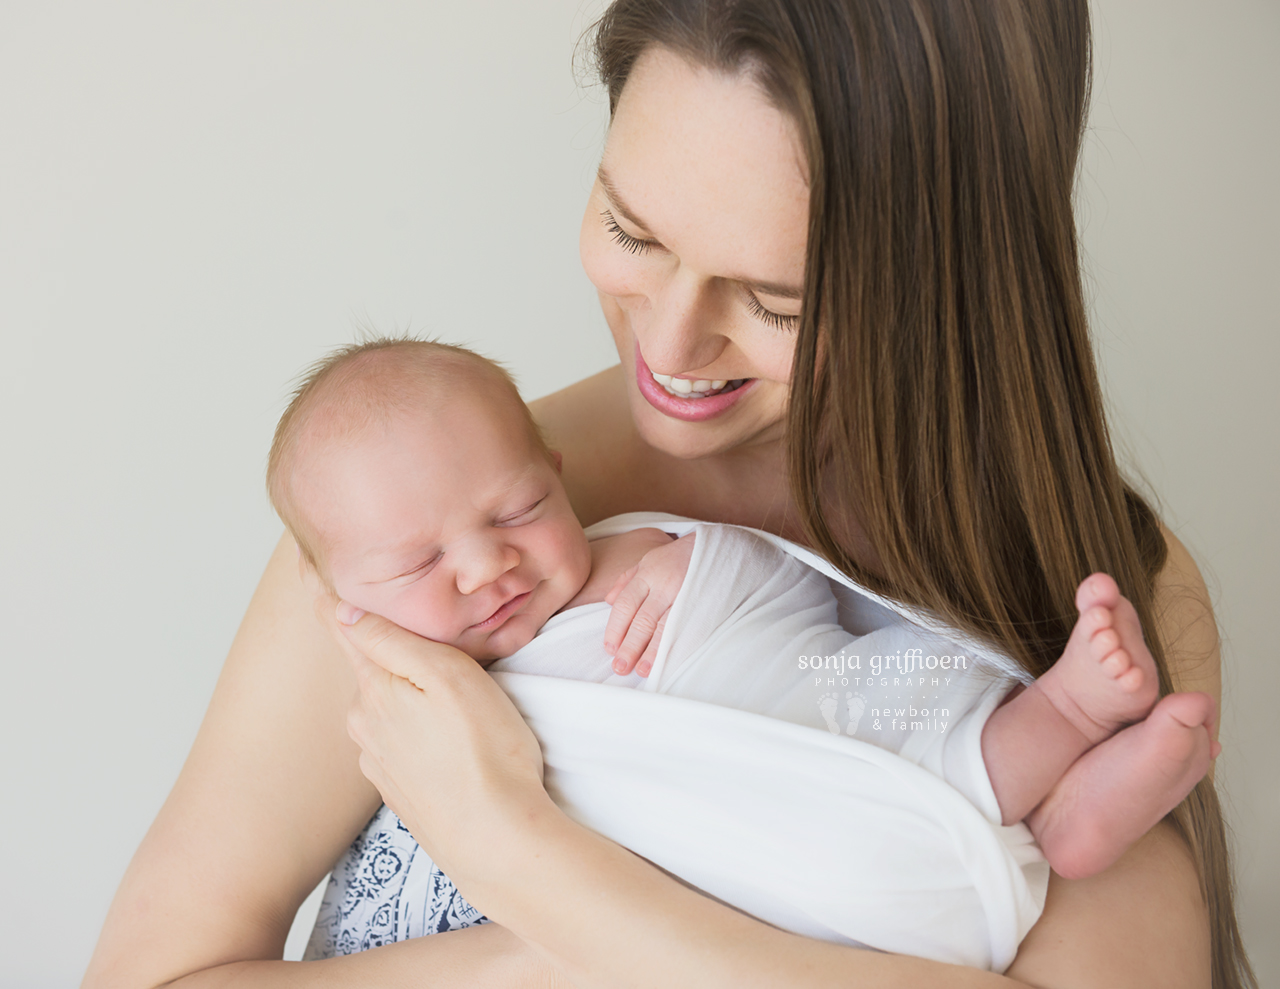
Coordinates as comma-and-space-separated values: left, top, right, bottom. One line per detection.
309, 512, 1048, 972
486, 512, 1048, 972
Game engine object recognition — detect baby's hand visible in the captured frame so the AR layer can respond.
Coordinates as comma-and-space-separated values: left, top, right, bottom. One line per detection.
604, 532, 696, 678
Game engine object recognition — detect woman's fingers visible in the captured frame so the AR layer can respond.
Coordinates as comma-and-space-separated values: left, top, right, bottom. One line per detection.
335, 602, 472, 688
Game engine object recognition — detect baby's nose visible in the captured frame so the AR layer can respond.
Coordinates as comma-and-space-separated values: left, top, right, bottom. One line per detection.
454, 536, 520, 596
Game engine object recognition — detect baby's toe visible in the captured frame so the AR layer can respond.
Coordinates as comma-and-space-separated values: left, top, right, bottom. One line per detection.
1076, 573, 1121, 614
1091, 627, 1123, 665
1115, 661, 1146, 693
1080, 604, 1112, 632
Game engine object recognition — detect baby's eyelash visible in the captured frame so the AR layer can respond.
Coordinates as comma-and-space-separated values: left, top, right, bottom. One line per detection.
496, 496, 547, 526
398, 553, 442, 581
601, 209, 653, 256
745, 292, 800, 332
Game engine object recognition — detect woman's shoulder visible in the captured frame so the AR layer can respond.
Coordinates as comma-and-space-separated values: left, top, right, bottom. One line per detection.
1153, 524, 1222, 709
530, 365, 650, 526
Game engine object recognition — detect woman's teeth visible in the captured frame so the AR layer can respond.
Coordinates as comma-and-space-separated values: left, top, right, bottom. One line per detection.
650, 372, 744, 398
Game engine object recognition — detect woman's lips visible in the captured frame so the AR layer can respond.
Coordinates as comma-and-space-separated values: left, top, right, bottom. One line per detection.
471, 591, 532, 630
634, 343, 755, 422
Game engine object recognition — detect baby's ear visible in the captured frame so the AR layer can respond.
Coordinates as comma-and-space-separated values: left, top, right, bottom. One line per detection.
550, 450, 564, 473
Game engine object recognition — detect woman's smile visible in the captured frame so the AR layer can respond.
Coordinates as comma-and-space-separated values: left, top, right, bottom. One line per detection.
633, 341, 758, 422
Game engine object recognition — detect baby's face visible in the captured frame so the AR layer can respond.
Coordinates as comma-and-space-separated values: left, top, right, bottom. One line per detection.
293, 384, 591, 662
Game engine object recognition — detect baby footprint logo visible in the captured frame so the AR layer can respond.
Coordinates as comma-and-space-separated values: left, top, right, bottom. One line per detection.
844, 692, 867, 736
818, 692, 841, 734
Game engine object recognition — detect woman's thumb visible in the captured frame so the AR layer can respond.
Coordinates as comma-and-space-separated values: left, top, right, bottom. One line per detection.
336, 601, 473, 688
336, 602, 429, 682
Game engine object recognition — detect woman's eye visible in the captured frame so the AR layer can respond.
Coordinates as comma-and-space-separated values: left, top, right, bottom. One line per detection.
744, 291, 800, 333
601, 209, 655, 256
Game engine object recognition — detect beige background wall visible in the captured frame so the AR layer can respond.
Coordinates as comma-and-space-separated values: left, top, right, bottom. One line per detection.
0, 2, 1274, 985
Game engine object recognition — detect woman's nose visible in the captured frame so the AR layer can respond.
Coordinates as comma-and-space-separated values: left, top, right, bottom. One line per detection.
454, 536, 520, 596
637, 266, 728, 374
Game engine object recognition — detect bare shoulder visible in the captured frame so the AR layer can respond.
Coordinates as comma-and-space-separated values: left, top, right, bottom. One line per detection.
1007, 821, 1211, 987
1152, 524, 1222, 708
530, 365, 647, 525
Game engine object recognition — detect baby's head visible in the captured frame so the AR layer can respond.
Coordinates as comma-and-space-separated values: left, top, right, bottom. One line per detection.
268, 339, 592, 662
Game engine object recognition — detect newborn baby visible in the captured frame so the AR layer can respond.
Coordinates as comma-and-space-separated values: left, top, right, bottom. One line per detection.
269, 339, 1216, 953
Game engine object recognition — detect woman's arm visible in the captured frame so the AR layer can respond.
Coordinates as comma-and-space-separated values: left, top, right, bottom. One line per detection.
81, 536, 561, 989
133, 923, 569, 989
340, 546, 1222, 989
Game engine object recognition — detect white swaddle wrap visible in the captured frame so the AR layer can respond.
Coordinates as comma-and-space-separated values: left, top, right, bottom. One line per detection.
308, 513, 1047, 971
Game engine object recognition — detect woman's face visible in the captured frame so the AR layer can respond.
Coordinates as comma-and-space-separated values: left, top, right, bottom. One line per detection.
579, 47, 810, 461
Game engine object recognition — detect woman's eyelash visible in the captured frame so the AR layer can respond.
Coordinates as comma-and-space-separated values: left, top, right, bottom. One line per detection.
601, 207, 795, 331
745, 292, 800, 332
601, 209, 653, 256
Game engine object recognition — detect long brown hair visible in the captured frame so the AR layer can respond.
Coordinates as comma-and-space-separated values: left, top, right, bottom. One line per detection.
591, 1, 1253, 984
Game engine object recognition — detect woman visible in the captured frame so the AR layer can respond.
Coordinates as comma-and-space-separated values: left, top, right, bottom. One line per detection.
83, 0, 1252, 986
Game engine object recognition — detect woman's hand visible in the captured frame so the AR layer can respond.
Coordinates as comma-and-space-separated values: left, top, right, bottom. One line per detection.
333, 602, 551, 892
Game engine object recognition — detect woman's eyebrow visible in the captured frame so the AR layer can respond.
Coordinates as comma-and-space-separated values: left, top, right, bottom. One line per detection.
742, 278, 803, 301
597, 167, 653, 232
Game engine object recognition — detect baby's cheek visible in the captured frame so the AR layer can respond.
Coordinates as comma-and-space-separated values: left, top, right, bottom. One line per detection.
385, 586, 459, 643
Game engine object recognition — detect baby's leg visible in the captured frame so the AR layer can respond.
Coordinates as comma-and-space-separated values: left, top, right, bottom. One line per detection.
982, 574, 1159, 824
1027, 692, 1219, 879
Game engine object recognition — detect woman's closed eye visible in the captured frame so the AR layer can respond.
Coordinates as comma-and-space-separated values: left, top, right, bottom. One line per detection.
602, 209, 658, 256
744, 291, 799, 333
602, 209, 799, 332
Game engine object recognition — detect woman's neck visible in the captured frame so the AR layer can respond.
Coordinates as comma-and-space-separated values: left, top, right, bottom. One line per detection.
531, 366, 808, 546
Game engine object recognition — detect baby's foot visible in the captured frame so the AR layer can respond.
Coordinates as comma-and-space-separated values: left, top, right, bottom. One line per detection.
1035, 573, 1159, 747
1028, 691, 1220, 879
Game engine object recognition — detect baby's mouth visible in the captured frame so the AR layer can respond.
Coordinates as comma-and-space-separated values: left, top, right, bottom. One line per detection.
647, 370, 749, 399
470, 591, 532, 630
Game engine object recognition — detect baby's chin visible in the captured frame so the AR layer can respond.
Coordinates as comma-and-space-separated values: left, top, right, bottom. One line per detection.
462, 612, 542, 664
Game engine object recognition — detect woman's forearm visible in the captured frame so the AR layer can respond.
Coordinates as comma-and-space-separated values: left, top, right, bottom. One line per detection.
161, 924, 567, 989
461, 792, 1212, 989
465, 794, 1022, 989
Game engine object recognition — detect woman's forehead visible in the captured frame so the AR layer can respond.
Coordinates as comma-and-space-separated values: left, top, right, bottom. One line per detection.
601, 47, 809, 288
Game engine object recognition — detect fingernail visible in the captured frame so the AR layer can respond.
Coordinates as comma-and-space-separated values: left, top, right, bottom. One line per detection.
612, 658, 626, 674
336, 601, 366, 626
637, 661, 651, 677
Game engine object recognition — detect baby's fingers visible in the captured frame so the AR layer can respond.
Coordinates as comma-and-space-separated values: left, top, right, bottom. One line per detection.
605, 578, 650, 664
612, 602, 667, 676
605, 565, 640, 606
635, 612, 668, 678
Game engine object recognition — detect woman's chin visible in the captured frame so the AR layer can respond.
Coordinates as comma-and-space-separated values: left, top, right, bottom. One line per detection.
627, 387, 787, 461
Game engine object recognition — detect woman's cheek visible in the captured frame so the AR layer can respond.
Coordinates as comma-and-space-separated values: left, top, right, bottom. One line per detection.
579, 220, 640, 303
